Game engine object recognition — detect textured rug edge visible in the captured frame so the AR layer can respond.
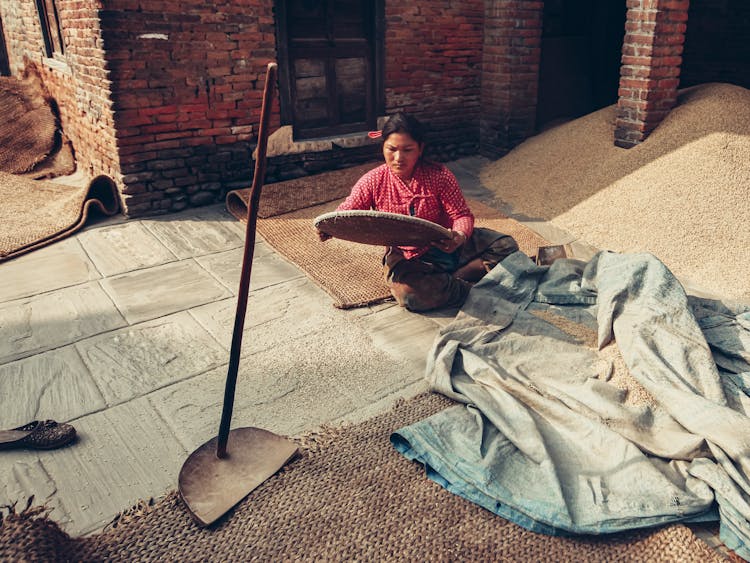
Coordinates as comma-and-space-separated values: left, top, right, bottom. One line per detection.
0, 174, 120, 263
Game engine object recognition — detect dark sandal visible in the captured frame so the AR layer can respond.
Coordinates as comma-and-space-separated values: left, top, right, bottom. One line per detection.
0, 420, 77, 450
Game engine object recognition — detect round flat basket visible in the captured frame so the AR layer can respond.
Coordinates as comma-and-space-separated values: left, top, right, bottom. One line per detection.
314, 210, 452, 246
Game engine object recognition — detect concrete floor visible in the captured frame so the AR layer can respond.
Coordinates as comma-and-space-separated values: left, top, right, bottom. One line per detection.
0, 157, 735, 556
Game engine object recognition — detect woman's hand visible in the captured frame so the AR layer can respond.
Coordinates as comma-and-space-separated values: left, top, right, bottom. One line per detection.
431, 230, 466, 253
317, 229, 332, 242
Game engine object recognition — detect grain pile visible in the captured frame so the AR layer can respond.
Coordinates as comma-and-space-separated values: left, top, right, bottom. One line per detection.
480, 82, 750, 302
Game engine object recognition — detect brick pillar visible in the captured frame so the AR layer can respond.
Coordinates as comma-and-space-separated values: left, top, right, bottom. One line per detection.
615, 0, 689, 148
480, 0, 543, 158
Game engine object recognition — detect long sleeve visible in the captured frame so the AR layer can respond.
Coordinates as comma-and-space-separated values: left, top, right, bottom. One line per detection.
436, 167, 474, 237
337, 167, 381, 211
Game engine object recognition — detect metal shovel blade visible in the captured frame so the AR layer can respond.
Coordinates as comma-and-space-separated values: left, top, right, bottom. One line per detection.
179, 427, 298, 526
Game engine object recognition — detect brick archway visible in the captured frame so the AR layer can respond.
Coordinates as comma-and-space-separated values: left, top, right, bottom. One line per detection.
615, 0, 690, 148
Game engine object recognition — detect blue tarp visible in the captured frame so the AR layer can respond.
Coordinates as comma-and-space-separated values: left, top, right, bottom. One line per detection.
392, 251, 750, 559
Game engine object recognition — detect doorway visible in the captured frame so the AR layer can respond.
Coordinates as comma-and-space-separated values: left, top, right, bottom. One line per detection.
535, 0, 627, 129
275, 0, 384, 140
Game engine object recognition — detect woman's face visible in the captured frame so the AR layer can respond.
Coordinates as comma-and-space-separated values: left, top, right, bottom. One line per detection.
383, 132, 424, 180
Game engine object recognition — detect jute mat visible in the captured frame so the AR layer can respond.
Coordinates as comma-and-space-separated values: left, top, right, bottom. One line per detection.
0, 393, 721, 562
0, 74, 70, 177
0, 172, 120, 262
227, 162, 378, 219
17, 134, 76, 180
227, 167, 549, 308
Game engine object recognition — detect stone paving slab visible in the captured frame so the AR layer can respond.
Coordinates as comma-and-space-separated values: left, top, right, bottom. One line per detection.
74, 311, 227, 407
77, 221, 176, 277
0, 346, 105, 427
151, 361, 319, 450
0, 238, 100, 303
0, 282, 127, 364
0, 453, 63, 526
334, 379, 430, 426
153, 315, 421, 451
27, 396, 188, 536
0, 395, 187, 537
141, 207, 245, 259
188, 277, 339, 355
194, 245, 303, 293
353, 303, 442, 371
99, 259, 232, 325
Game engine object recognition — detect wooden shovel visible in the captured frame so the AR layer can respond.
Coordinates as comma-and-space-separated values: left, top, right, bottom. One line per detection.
178, 62, 298, 527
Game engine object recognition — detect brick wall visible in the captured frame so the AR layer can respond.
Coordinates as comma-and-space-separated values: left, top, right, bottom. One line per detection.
383, 1, 484, 161
479, 0, 543, 158
0, 2, 38, 74
0, 0, 119, 183
615, 0, 689, 148
4, 1, 487, 217
107, 0, 485, 216
100, 0, 278, 216
681, 0, 750, 89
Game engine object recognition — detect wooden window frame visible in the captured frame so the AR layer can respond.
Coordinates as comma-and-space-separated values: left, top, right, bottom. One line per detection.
275, 0, 385, 140
35, 0, 65, 58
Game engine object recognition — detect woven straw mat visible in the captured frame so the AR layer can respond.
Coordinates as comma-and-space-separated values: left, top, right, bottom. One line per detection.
17, 135, 76, 180
0, 173, 120, 262
0, 76, 58, 175
0, 393, 721, 562
226, 162, 378, 219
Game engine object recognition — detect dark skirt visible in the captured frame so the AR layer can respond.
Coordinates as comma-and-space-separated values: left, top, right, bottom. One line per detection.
383, 227, 519, 311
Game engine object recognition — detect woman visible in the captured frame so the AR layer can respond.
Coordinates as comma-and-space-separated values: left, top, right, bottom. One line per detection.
320, 112, 518, 311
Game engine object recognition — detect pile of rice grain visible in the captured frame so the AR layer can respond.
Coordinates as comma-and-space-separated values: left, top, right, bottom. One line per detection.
480, 82, 750, 302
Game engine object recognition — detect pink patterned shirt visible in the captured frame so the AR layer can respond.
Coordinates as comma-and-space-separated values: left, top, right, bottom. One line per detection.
338, 162, 474, 259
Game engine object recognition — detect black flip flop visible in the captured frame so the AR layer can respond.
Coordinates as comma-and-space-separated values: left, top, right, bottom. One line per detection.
0, 420, 76, 450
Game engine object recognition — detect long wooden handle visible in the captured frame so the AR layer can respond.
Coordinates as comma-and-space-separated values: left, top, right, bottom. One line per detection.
217, 62, 277, 458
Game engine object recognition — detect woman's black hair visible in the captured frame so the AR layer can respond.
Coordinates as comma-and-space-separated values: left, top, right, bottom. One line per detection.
381, 112, 427, 145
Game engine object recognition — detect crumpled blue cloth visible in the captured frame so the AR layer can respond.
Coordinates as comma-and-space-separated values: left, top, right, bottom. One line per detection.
391, 251, 750, 558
